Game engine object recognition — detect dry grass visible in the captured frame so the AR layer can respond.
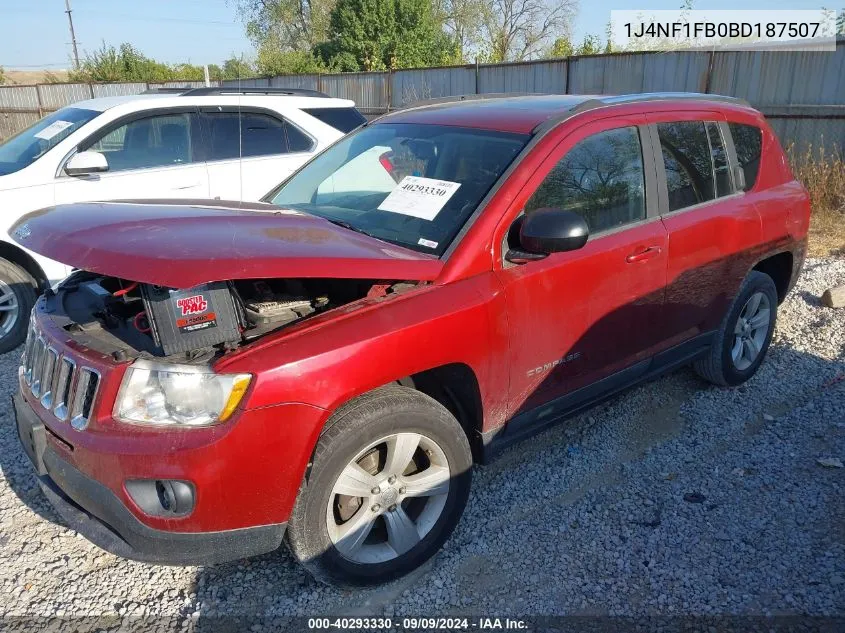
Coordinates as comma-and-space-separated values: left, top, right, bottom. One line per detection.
3, 70, 70, 85
787, 143, 845, 257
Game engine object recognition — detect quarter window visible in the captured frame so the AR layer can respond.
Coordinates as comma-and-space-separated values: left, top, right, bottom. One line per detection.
204, 111, 314, 161
303, 107, 366, 133
525, 127, 646, 234
728, 123, 763, 190
657, 121, 716, 212
84, 112, 198, 172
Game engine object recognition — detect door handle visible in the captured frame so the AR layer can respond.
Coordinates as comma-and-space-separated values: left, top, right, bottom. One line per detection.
626, 246, 662, 263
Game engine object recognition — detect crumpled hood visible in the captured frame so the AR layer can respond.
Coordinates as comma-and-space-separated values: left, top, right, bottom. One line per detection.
11, 199, 442, 288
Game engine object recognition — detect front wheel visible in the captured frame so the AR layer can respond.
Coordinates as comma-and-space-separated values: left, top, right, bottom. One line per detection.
694, 270, 778, 386
286, 386, 473, 587
0, 259, 37, 354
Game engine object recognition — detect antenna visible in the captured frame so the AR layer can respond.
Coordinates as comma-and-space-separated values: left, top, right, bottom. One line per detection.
64, 0, 80, 70
238, 58, 243, 204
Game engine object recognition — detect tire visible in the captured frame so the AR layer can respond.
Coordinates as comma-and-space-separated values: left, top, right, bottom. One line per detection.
0, 259, 37, 354
287, 385, 473, 587
694, 270, 778, 387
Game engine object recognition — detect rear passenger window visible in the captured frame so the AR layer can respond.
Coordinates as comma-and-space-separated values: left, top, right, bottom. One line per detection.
728, 123, 763, 190
525, 127, 646, 234
706, 122, 732, 197
303, 107, 366, 133
204, 111, 314, 161
658, 121, 716, 212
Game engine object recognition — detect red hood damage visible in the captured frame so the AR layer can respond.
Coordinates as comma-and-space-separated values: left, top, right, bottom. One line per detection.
11, 199, 443, 288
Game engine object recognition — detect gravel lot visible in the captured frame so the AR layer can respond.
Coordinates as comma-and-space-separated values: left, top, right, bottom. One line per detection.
1, 258, 843, 623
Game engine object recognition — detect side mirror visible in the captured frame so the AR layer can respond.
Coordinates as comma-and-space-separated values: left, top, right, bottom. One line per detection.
65, 151, 109, 176
732, 165, 747, 191
506, 208, 589, 263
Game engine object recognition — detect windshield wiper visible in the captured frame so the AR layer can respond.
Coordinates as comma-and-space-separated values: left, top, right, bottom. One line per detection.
324, 218, 379, 240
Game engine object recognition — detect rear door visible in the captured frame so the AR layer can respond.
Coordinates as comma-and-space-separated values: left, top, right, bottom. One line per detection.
648, 112, 762, 347
55, 109, 209, 204
201, 108, 317, 202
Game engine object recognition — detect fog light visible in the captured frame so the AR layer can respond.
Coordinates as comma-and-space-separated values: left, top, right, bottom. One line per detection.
126, 479, 195, 517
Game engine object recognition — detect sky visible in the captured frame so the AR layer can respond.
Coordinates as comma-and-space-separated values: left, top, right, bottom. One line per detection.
0, 0, 835, 70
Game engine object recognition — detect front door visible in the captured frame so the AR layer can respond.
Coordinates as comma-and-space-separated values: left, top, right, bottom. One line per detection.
55, 110, 209, 204
495, 117, 668, 417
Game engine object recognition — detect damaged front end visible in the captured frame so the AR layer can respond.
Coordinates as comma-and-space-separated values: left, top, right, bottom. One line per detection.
46, 272, 419, 365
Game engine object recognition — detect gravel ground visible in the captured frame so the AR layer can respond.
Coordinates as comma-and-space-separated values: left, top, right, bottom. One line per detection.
1, 258, 843, 623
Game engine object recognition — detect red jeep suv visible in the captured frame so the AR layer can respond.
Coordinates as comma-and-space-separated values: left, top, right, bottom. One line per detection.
12, 93, 809, 586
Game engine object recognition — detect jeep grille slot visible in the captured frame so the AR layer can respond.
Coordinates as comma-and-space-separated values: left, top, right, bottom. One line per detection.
70, 368, 100, 430
23, 322, 36, 384
53, 357, 75, 420
20, 323, 101, 430
30, 338, 47, 397
39, 348, 59, 408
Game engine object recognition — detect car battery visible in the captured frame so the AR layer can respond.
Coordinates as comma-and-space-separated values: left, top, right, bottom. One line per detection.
141, 282, 241, 356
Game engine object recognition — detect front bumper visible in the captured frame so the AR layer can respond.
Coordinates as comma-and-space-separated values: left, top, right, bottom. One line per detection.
15, 391, 287, 565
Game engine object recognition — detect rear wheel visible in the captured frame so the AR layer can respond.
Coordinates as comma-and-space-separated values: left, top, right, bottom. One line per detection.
0, 259, 37, 354
694, 271, 778, 386
287, 386, 472, 587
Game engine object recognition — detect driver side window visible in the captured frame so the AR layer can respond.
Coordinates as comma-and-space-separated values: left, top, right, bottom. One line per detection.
524, 127, 646, 234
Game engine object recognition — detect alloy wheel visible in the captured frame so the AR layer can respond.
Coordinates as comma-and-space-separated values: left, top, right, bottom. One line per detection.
731, 291, 771, 371
0, 280, 20, 338
326, 432, 451, 564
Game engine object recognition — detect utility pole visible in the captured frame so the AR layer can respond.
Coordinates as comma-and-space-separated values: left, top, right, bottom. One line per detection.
65, 0, 80, 70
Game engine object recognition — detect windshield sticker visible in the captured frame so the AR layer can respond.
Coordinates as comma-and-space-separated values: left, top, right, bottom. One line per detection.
34, 120, 74, 141
418, 237, 439, 249
377, 176, 461, 221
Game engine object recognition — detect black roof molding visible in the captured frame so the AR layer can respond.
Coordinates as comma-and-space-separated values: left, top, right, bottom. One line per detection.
143, 87, 330, 98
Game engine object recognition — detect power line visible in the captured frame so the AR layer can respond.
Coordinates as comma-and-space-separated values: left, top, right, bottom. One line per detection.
72, 10, 241, 27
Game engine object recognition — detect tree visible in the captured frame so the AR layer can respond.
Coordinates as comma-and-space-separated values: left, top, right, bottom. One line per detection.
433, 0, 488, 62
222, 56, 256, 79
0, 66, 5, 85
237, 0, 335, 54
479, 0, 577, 63
208, 56, 257, 80
70, 43, 176, 82
257, 47, 325, 75
68, 42, 218, 83
548, 36, 573, 58
575, 34, 602, 55
316, 0, 455, 71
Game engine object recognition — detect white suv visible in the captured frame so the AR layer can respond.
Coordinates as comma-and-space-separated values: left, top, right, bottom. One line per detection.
0, 87, 365, 351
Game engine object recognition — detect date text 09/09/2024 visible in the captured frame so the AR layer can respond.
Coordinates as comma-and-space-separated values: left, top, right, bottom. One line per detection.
307, 618, 529, 630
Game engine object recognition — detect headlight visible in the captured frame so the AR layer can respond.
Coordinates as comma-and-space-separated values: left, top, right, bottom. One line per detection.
115, 360, 251, 427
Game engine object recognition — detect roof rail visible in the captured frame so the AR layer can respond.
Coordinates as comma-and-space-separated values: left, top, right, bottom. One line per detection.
531, 92, 753, 134
142, 87, 193, 94
570, 92, 750, 113
403, 92, 550, 109
181, 87, 330, 98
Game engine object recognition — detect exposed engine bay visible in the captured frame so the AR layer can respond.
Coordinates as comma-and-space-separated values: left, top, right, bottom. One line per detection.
45, 271, 418, 363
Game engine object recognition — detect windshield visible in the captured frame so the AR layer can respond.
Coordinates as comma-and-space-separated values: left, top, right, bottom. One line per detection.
267, 123, 529, 256
0, 107, 100, 176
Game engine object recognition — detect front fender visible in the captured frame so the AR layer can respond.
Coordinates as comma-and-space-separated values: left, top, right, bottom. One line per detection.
216, 273, 510, 431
